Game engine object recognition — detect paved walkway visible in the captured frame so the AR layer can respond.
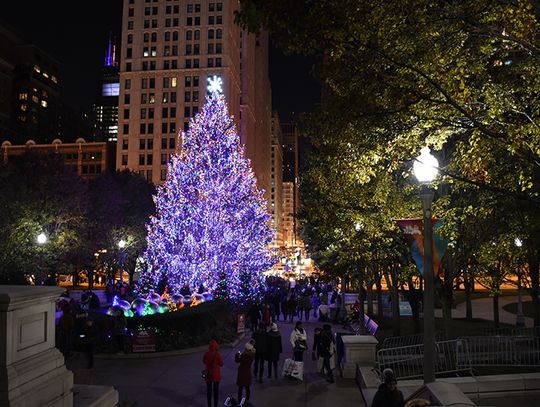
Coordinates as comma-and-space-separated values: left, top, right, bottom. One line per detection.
434, 295, 535, 327
67, 318, 365, 407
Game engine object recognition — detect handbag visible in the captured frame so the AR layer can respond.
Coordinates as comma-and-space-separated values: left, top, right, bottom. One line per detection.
295, 339, 308, 351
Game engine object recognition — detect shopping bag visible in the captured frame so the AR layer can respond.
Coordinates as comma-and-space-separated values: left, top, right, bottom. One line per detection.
282, 358, 295, 378
290, 360, 304, 381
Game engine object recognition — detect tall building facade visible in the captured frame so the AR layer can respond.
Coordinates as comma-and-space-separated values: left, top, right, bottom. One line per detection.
116, 0, 272, 200
93, 37, 120, 142
281, 123, 299, 246
270, 113, 283, 247
0, 25, 61, 144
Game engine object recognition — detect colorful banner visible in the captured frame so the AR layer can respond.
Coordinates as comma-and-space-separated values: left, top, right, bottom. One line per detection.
396, 218, 449, 277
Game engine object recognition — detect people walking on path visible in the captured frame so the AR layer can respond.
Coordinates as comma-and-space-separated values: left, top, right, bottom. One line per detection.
252, 322, 268, 382
371, 368, 404, 407
235, 341, 256, 406
203, 339, 225, 407
266, 323, 283, 379
320, 324, 336, 383
290, 321, 308, 362
81, 318, 98, 369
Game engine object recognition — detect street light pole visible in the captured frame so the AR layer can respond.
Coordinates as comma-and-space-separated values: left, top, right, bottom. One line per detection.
420, 186, 436, 384
515, 238, 525, 328
413, 147, 439, 385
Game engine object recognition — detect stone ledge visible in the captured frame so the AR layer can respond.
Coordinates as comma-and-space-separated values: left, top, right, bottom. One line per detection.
73, 384, 118, 407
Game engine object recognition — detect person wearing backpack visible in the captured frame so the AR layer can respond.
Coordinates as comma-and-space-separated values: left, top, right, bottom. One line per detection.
203, 339, 224, 407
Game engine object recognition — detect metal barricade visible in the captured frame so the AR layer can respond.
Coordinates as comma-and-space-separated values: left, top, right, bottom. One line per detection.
377, 339, 472, 380
381, 331, 443, 349
461, 335, 540, 366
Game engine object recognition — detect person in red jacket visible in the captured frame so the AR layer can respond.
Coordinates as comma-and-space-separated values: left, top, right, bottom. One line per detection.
235, 341, 256, 405
203, 340, 225, 407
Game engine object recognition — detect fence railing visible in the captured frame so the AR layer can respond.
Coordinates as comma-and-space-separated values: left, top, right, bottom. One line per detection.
460, 335, 540, 366
377, 334, 540, 380
377, 339, 472, 380
381, 331, 443, 349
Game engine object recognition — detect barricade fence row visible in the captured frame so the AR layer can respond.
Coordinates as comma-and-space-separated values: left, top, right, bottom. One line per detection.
377, 335, 540, 380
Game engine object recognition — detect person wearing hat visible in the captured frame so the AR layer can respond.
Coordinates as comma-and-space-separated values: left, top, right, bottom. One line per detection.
265, 323, 283, 379
371, 368, 404, 407
235, 341, 256, 405
203, 340, 224, 407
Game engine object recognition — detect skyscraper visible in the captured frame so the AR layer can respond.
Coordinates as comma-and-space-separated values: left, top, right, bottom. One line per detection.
93, 36, 120, 142
281, 123, 299, 246
116, 0, 272, 201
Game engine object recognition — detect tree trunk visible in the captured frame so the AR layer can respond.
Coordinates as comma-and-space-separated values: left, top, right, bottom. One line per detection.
404, 278, 421, 333
384, 268, 400, 336
464, 268, 473, 320
529, 254, 540, 326
493, 293, 500, 328
375, 275, 384, 320
366, 281, 374, 316
358, 283, 367, 334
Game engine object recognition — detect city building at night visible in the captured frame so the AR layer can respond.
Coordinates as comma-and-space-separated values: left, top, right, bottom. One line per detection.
281, 122, 299, 246
116, 0, 272, 202
0, 24, 60, 144
93, 36, 120, 142
1, 138, 113, 179
270, 112, 283, 247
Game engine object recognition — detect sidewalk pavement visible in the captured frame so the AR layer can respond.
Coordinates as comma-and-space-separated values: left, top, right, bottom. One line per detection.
67, 318, 365, 407
434, 295, 534, 327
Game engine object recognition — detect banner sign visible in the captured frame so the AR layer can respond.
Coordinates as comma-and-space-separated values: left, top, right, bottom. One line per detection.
396, 218, 449, 277
132, 329, 156, 353
237, 313, 246, 333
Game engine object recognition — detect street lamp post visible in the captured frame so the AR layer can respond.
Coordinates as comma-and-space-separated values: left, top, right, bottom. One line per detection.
36, 232, 48, 285
413, 147, 439, 384
515, 238, 525, 328
118, 239, 127, 283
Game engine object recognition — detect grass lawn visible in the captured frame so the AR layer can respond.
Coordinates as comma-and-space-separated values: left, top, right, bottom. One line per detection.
502, 301, 536, 319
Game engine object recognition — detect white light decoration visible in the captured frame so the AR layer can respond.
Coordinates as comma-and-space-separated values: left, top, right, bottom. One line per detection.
413, 147, 439, 183
207, 75, 223, 95
36, 232, 47, 245
118, 239, 126, 249
515, 238, 523, 247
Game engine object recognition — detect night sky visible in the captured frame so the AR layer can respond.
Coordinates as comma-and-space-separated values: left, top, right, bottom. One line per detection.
2, 0, 319, 122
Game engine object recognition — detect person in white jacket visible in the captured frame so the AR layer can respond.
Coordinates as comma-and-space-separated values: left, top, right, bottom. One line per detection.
290, 321, 308, 361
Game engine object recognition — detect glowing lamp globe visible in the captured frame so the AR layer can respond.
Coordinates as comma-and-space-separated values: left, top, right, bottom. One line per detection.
118, 239, 126, 249
413, 147, 439, 183
37, 232, 47, 245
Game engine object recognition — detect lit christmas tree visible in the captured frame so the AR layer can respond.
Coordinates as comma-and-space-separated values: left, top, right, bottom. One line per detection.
142, 77, 273, 303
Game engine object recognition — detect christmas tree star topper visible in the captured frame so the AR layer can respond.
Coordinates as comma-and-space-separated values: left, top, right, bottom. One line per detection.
207, 75, 223, 95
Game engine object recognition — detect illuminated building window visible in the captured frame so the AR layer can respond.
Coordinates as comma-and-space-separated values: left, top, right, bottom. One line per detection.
34, 65, 41, 73
19, 93, 28, 100
32, 95, 39, 104
171, 77, 177, 87
20, 104, 27, 111
41, 100, 48, 108
149, 93, 155, 104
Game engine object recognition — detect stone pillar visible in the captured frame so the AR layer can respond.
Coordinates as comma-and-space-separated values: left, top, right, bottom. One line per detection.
0, 285, 73, 407
341, 335, 379, 379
